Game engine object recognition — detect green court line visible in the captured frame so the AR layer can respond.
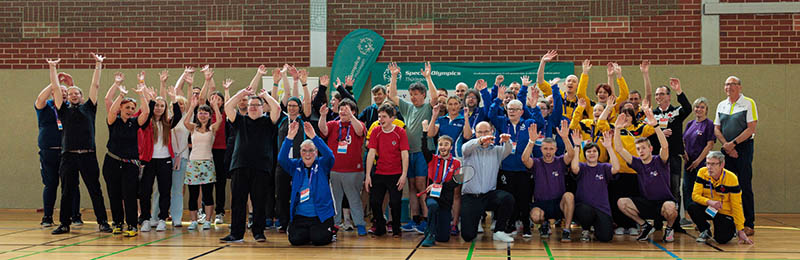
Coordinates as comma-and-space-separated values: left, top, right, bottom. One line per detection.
541, 240, 554, 260
11, 250, 111, 254
473, 255, 800, 260
8, 234, 113, 260
466, 240, 476, 260
90, 232, 183, 259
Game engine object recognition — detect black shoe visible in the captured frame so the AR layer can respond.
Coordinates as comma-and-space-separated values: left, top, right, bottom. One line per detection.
637, 223, 654, 241
220, 235, 244, 243
672, 225, 687, 234
278, 226, 287, 233
71, 214, 83, 226
254, 233, 266, 242
51, 224, 70, 235
98, 222, 112, 233
41, 216, 54, 227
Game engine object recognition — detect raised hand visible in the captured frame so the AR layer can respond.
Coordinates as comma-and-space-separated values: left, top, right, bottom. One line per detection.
582, 59, 592, 74
474, 79, 487, 91
640, 60, 650, 73
601, 130, 613, 147
209, 94, 223, 107
288, 121, 299, 139
499, 133, 511, 143
614, 113, 627, 129
421, 61, 432, 78
184, 66, 196, 74
118, 85, 128, 95
46, 58, 60, 67
91, 53, 105, 63
577, 97, 587, 108
422, 119, 429, 132
334, 77, 343, 89
137, 71, 146, 83
495, 75, 504, 86
613, 62, 622, 77
644, 109, 657, 127
521, 75, 532, 86
549, 77, 561, 86
528, 122, 538, 141
388, 62, 401, 76
319, 75, 330, 86
571, 129, 583, 146
114, 72, 124, 84
202, 65, 214, 80
134, 83, 146, 95
669, 78, 682, 93
345, 75, 355, 86
271, 67, 281, 80
159, 70, 169, 83
298, 69, 308, 84
255, 65, 267, 76
498, 85, 507, 96
189, 94, 199, 108
303, 121, 316, 139
184, 73, 194, 85
607, 95, 616, 108
432, 103, 441, 116
557, 120, 570, 138
167, 85, 176, 99
319, 104, 328, 117
288, 65, 299, 79
222, 78, 234, 90
541, 50, 557, 62
606, 62, 615, 76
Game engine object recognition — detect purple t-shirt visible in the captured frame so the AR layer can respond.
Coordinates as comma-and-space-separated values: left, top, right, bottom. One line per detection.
682, 119, 715, 164
531, 156, 567, 201
575, 162, 613, 216
628, 156, 674, 201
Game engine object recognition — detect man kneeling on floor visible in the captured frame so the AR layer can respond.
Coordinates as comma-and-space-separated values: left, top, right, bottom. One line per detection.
279, 121, 337, 246
688, 151, 753, 245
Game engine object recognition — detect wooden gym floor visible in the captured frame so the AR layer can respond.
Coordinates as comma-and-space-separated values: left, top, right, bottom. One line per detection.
0, 209, 798, 259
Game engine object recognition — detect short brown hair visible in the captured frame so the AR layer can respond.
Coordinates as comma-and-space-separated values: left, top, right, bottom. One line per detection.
634, 137, 650, 146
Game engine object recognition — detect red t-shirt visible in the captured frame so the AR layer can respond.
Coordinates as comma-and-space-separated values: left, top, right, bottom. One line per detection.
427, 155, 460, 184
211, 110, 226, 149
323, 120, 365, 172
367, 125, 409, 175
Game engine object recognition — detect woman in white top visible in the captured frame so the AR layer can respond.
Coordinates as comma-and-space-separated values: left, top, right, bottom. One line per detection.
183, 95, 223, 230
169, 95, 189, 228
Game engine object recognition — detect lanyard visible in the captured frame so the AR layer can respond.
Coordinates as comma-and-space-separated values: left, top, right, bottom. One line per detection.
305, 164, 317, 189
507, 121, 519, 143
434, 157, 453, 184
470, 109, 479, 130
338, 121, 351, 143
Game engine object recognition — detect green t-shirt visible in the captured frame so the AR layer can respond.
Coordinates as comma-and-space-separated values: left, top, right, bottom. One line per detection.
398, 99, 432, 153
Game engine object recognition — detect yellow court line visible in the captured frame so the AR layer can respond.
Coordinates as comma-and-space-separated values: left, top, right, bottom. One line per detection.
755, 225, 800, 231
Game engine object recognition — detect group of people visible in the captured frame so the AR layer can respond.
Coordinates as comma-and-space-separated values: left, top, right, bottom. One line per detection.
35, 51, 756, 246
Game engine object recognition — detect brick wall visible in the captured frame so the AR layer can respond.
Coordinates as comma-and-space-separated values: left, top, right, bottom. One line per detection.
0, 0, 798, 69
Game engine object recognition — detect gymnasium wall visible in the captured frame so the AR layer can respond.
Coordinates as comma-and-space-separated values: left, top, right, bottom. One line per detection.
0, 0, 798, 213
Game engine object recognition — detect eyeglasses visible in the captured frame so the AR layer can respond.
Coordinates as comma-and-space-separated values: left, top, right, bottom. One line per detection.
655, 93, 668, 96
287, 104, 299, 108
507, 108, 522, 111
476, 130, 493, 135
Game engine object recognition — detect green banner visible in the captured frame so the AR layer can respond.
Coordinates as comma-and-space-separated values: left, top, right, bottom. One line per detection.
329, 29, 385, 101
370, 62, 574, 91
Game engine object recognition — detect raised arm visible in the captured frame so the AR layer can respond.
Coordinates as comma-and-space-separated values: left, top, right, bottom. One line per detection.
613, 116, 633, 164
136, 84, 151, 127
209, 95, 224, 132
318, 105, 329, 137
613, 63, 629, 108
258, 88, 281, 123
222, 78, 233, 102
46, 59, 63, 109
427, 105, 441, 137
569, 98, 587, 130
602, 130, 620, 174
88, 53, 104, 104
225, 87, 248, 123
536, 50, 557, 96
576, 59, 591, 101
387, 62, 401, 105
36, 84, 55, 109
421, 62, 438, 105
198, 65, 214, 105
338, 75, 357, 102
521, 122, 538, 169
159, 70, 169, 99
173, 66, 192, 98
640, 60, 653, 107
606, 62, 615, 91
183, 96, 198, 132
462, 107, 472, 139
644, 108, 669, 162
558, 120, 575, 165
570, 130, 582, 174
299, 69, 312, 117
106, 86, 125, 125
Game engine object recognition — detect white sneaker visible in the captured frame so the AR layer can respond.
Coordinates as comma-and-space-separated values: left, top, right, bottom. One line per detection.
149, 218, 158, 227
173, 220, 182, 227
156, 220, 167, 232
215, 214, 224, 225
614, 227, 625, 235
478, 223, 484, 233
141, 220, 151, 232
628, 227, 640, 236
202, 221, 211, 230
187, 221, 198, 230
493, 231, 514, 242
490, 220, 496, 231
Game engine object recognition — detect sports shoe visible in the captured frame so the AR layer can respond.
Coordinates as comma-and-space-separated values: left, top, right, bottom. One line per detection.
478, 223, 484, 233
490, 220, 496, 231
493, 231, 514, 242
278, 226, 287, 233
198, 210, 206, 223
215, 213, 224, 224
254, 233, 266, 242
71, 214, 83, 226
141, 220, 151, 232
637, 223, 654, 241
173, 220, 182, 227
274, 219, 282, 230
522, 230, 533, 238
663, 227, 675, 242
368, 225, 376, 234
679, 218, 693, 227
539, 223, 551, 238
696, 230, 712, 243
202, 221, 211, 230
414, 221, 427, 234
343, 222, 355, 232
156, 220, 167, 232
265, 218, 273, 229
614, 227, 626, 235
629, 226, 640, 236
112, 223, 123, 234
357, 225, 367, 236
51, 224, 70, 235
149, 218, 158, 227
123, 225, 138, 237
450, 224, 460, 236
187, 221, 198, 230
386, 221, 393, 234
561, 229, 572, 242
580, 230, 591, 242
41, 216, 54, 227
98, 222, 113, 233
220, 235, 244, 243
247, 213, 254, 229
421, 233, 436, 247
401, 221, 417, 232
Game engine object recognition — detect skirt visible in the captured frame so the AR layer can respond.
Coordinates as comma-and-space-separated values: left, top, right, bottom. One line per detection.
185, 159, 216, 185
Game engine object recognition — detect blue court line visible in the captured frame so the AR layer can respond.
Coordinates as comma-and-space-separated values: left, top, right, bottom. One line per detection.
651, 240, 681, 260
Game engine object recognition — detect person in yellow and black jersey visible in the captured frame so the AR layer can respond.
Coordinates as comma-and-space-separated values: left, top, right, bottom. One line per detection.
569, 96, 614, 164
688, 151, 753, 245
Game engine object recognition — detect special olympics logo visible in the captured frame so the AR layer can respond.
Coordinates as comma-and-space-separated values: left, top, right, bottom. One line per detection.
358, 37, 375, 55
382, 67, 401, 82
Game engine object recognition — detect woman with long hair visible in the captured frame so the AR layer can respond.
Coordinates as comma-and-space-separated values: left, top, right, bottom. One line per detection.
183, 94, 224, 230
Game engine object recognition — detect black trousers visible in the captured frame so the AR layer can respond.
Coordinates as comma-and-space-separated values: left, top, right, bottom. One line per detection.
102, 154, 138, 226
39, 149, 80, 217
369, 174, 402, 236
276, 166, 292, 227
188, 183, 214, 211
723, 140, 754, 228
460, 190, 515, 242
668, 156, 682, 209
610, 173, 639, 229
212, 149, 228, 215
59, 152, 108, 225
687, 202, 736, 244
288, 215, 334, 246
574, 203, 613, 242
497, 170, 531, 233
230, 168, 270, 238
139, 158, 172, 221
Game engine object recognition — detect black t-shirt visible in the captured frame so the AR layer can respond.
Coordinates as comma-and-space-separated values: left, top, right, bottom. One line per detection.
58, 101, 97, 152
276, 112, 310, 165
230, 113, 278, 172
107, 116, 146, 159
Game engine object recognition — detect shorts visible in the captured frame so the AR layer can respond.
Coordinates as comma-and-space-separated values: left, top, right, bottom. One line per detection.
407, 152, 427, 178
531, 198, 564, 220
630, 197, 675, 219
